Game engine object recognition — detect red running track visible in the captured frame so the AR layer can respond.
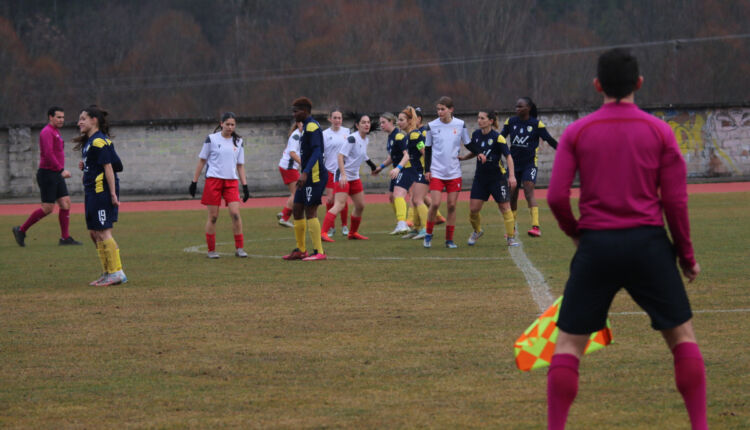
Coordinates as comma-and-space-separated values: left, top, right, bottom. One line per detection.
0, 182, 748, 216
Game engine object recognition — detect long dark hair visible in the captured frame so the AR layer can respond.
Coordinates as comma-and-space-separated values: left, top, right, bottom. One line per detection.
73, 105, 111, 151
213, 111, 241, 147
519, 97, 538, 118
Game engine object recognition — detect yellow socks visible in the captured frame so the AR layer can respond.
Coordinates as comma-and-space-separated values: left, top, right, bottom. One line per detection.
294, 219, 307, 252
307, 217, 324, 254
394, 197, 407, 222
469, 212, 481, 232
416, 204, 429, 229
513, 210, 518, 221
96, 241, 108, 274
407, 205, 415, 225
101, 238, 122, 273
502, 210, 516, 237
530, 206, 539, 227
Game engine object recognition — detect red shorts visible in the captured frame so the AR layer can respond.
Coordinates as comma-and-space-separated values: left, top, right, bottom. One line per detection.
326, 171, 336, 189
429, 177, 462, 193
279, 166, 300, 185
334, 178, 364, 195
201, 177, 240, 206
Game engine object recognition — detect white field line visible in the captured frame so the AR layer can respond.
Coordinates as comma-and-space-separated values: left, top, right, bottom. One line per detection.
508, 236, 555, 312
182, 243, 511, 261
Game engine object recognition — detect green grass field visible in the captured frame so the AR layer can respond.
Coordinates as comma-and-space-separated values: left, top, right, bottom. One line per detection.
1, 192, 748, 429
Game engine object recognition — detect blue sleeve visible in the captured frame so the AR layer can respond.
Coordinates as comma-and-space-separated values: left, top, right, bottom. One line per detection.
538, 127, 558, 149
464, 133, 481, 154
303, 130, 323, 173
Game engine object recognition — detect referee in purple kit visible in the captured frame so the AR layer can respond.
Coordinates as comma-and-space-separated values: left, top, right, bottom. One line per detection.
545, 48, 706, 430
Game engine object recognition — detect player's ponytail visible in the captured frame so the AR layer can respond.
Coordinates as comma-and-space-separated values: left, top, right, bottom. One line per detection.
520, 97, 538, 118
400, 106, 419, 132
482, 110, 500, 130
72, 105, 112, 151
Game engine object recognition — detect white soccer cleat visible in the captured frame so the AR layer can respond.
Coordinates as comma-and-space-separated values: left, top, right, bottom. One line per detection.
412, 229, 427, 240
390, 221, 410, 235
468, 230, 484, 246
235, 248, 248, 258
207, 251, 220, 259
279, 219, 294, 228
341, 226, 349, 236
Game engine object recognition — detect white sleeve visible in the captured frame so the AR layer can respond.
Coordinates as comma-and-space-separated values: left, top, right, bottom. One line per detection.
287, 132, 300, 153
425, 126, 432, 147
461, 124, 470, 145
237, 139, 245, 165
198, 137, 210, 160
339, 136, 356, 157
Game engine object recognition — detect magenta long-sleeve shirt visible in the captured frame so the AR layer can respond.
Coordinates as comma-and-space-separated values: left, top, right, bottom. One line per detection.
547, 102, 696, 269
38, 124, 65, 171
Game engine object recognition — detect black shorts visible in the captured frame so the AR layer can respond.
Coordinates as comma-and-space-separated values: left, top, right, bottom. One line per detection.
293, 173, 327, 206
37, 168, 69, 203
557, 226, 692, 334
470, 175, 510, 203
515, 165, 538, 184
389, 167, 415, 192
85, 189, 119, 230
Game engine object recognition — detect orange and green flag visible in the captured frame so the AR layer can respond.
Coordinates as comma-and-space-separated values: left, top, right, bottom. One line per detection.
514, 296, 613, 372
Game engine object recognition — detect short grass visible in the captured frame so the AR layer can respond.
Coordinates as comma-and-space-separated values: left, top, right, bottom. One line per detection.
0, 192, 748, 429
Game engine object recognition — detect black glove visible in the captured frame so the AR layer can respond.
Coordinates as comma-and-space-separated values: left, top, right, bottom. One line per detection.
366, 159, 377, 172
189, 181, 197, 197
242, 184, 250, 202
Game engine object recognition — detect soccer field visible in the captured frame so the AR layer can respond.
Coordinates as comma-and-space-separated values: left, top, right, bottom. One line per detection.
1, 192, 748, 429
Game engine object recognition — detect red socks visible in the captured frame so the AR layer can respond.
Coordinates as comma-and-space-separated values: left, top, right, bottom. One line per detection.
281, 207, 292, 221
446, 225, 455, 241
206, 234, 216, 252
322, 212, 336, 235
547, 354, 579, 430
21, 208, 47, 232
673, 342, 707, 430
234, 234, 244, 249
59, 209, 70, 239
341, 202, 348, 227
426, 221, 435, 235
350, 215, 361, 234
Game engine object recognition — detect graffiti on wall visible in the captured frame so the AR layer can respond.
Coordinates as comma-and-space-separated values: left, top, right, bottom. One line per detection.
652, 108, 750, 177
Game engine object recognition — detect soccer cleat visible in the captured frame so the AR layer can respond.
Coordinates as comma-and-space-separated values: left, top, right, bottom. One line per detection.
445, 240, 458, 249
302, 250, 327, 261
207, 251, 220, 259
402, 230, 418, 239
423, 233, 432, 248
327, 227, 336, 236
321, 232, 335, 243
527, 226, 541, 237
95, 271, 128, 286
507, 236, 520, 247
12, 226, 25, 247
436, 215, 447, 225
406, 220, 414, 228
282, 248, 308, 260
341, 226, 349, 236
276, 212, 283, 220
412, 229, 427, 240
278, 219, 294, 228
235, 248, 248, 258
348, 232, 369, 240
59, 236, 82, 245
89, 273, 108, 286
389, 221, 410, 235
467, 230, 484, 246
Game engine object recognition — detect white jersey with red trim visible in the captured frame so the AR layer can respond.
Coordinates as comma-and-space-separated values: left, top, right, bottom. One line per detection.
323, 127, 350, 172
198, 132, 244, 180
278, 128, 301, 170
338, 132, 369, 180
424, 117, 470, 180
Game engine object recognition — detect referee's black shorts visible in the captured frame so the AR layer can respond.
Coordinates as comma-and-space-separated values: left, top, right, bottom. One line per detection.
557, 226, 693, 334
36, 168, 69, 203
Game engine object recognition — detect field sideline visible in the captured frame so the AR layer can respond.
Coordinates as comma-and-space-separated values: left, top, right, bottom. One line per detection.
1, 185, 748, 428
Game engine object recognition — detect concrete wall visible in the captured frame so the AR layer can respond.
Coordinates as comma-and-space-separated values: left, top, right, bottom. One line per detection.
1, 107, 748, 198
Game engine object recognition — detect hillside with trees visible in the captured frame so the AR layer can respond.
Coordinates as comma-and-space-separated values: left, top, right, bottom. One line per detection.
1, 0, 748, 124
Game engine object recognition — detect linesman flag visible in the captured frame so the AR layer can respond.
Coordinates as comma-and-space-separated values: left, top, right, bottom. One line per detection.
514, 296, 613, 372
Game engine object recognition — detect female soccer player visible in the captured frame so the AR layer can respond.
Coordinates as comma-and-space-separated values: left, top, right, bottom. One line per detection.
372, 112, 412, 235
322, 109, 351, 237
277, 121, 302, 228
73, 105, 127, 286
321, 114, 372, 241
501, 96, 557, 237
283, 97, 328, 261
459, 110, 519, 246
189, 112, 250, 259
423, 96, 470, 248
397, 106, 431, 240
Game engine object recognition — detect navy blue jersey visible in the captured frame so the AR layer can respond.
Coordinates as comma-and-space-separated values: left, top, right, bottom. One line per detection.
387, 128, 408, 166
300, 116, 327, 184
407, 129, 426, 174
500, 116, 557, 168
81, 130, 122, 194
465, 129, 510, 177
